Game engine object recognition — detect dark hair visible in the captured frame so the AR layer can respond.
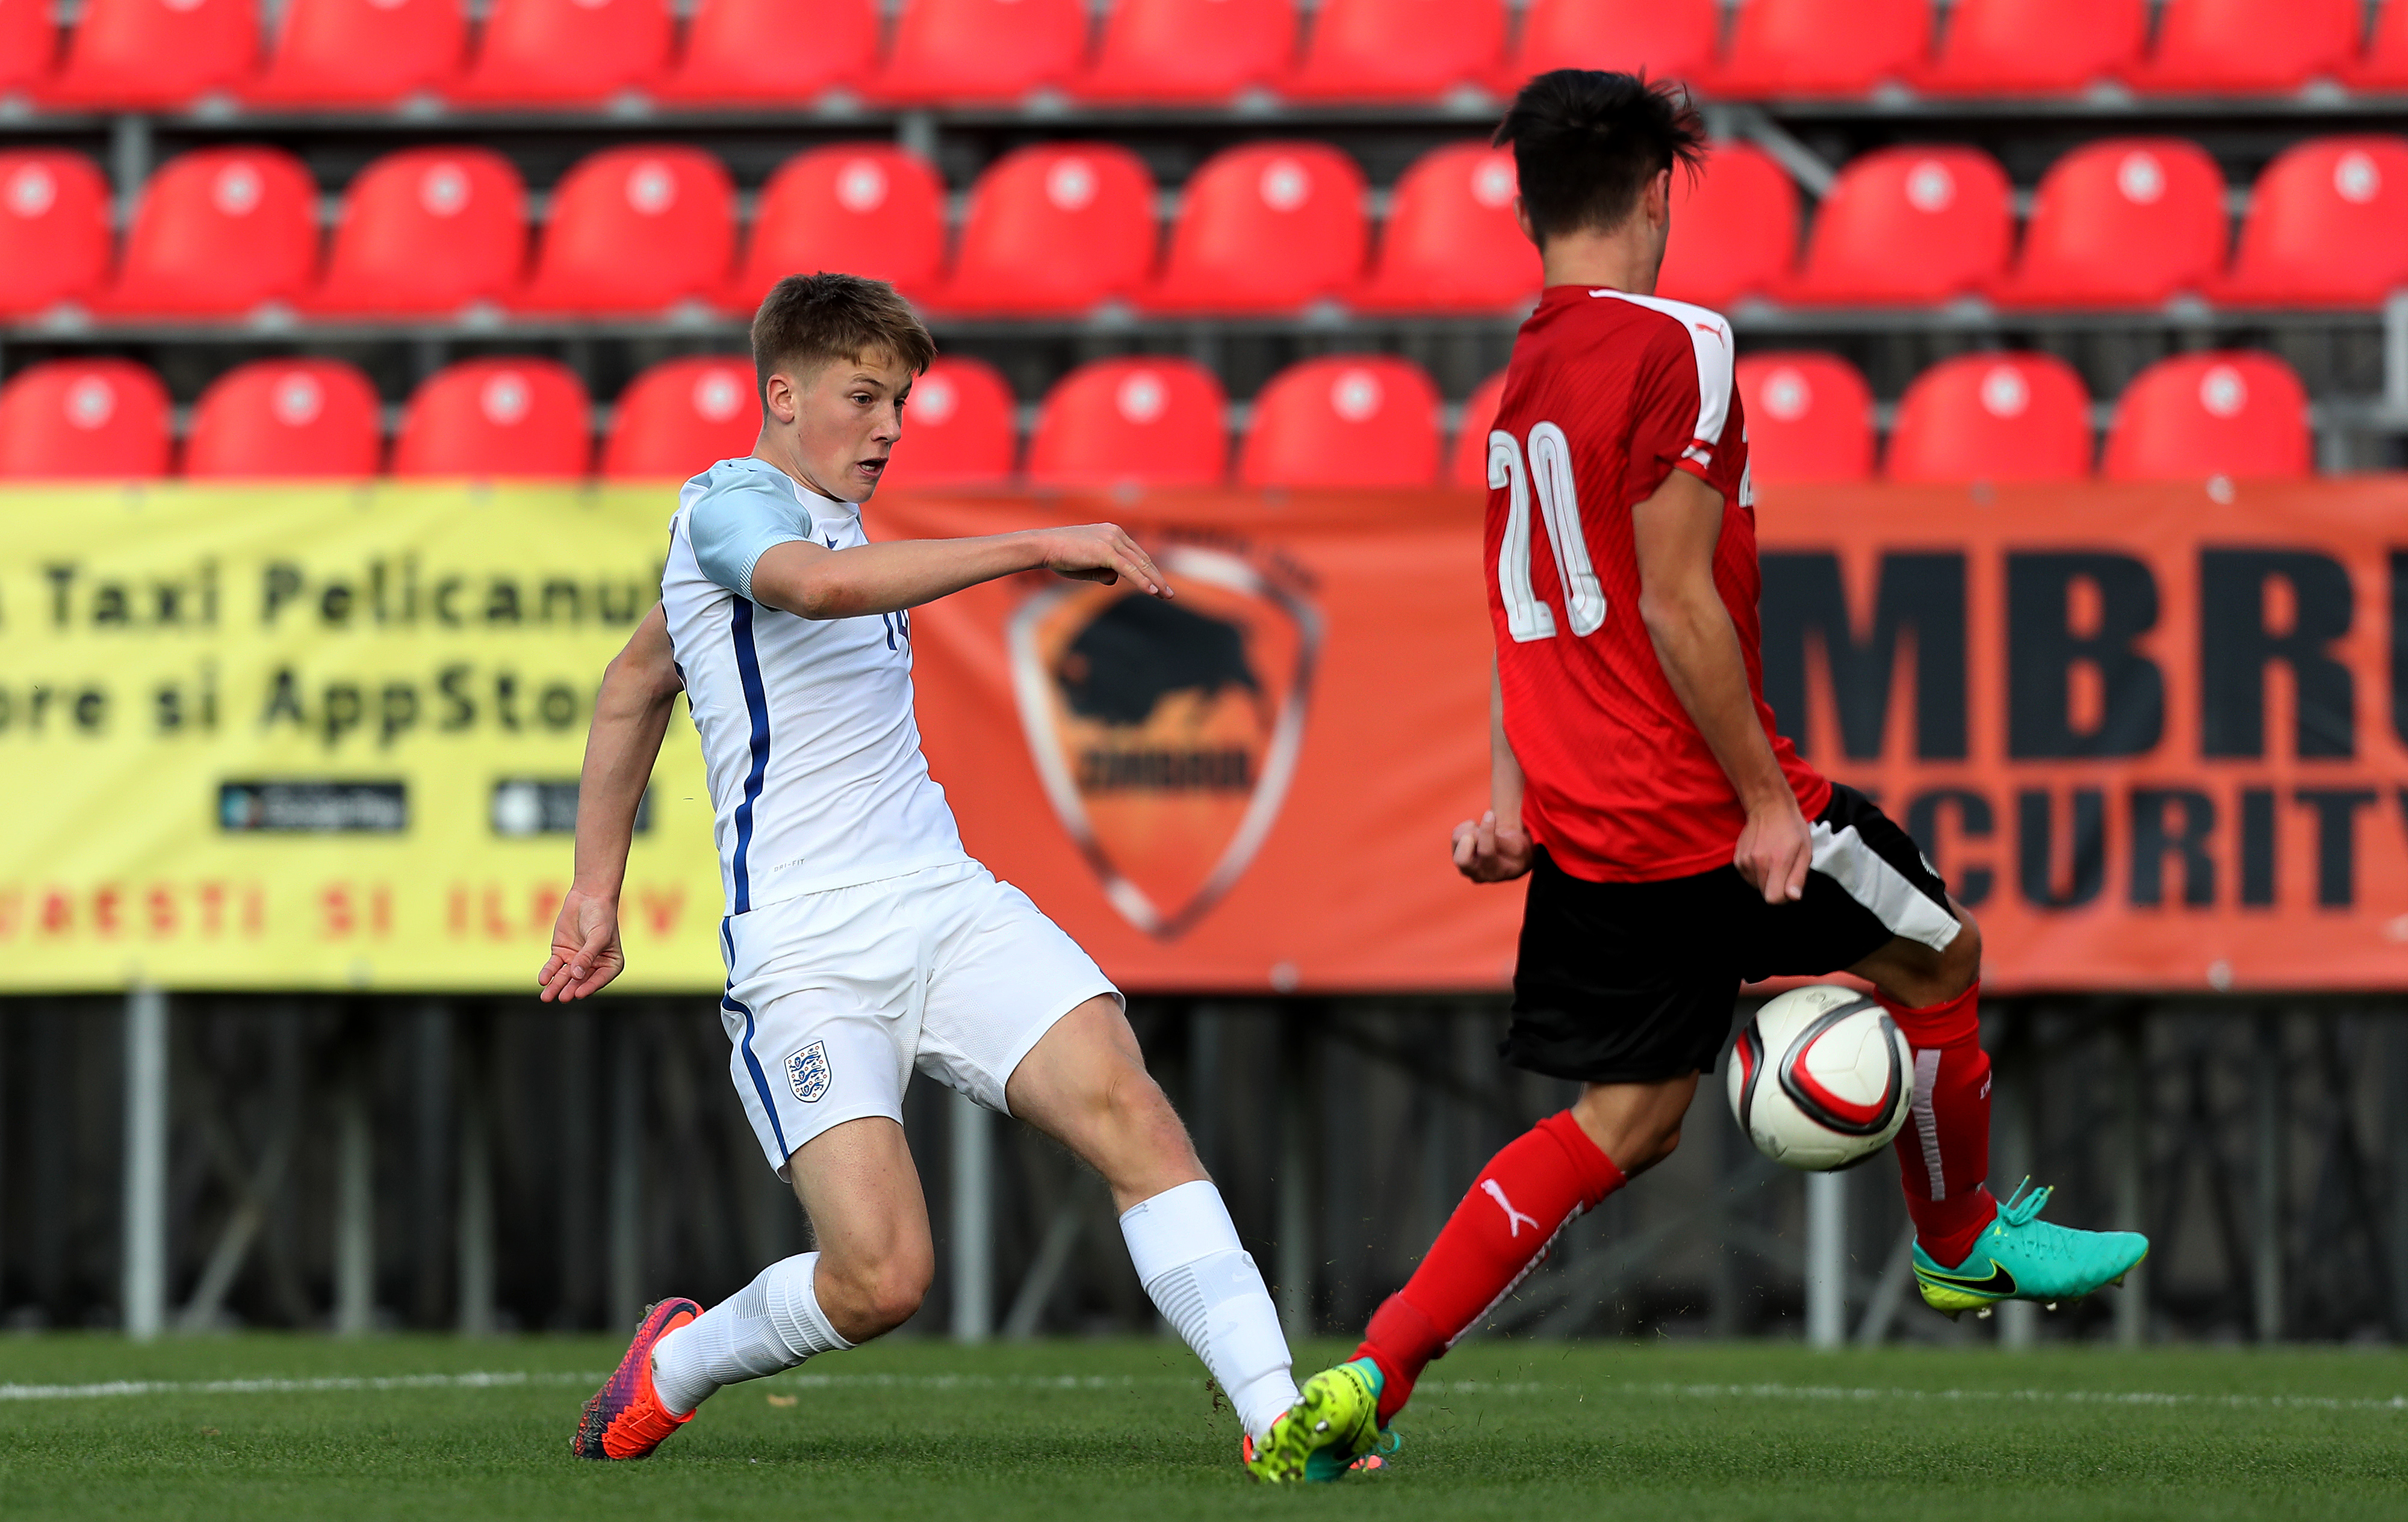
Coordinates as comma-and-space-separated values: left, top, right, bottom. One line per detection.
749, 271, 936, 397
1492, 70, 1707, 244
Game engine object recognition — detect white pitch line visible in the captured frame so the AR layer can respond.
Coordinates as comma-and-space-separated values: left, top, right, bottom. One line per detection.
5, 1370, 2404, 1415
1418, 1378, 2408, 1414
0, 1370, 597, 1401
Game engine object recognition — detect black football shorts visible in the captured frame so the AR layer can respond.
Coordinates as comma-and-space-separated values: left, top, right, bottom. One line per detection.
1500, 784, 1962, 1086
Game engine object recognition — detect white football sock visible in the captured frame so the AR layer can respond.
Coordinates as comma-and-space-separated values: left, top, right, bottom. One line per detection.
648, 1251, 852, 1416
1120, 1180, 1299, 1442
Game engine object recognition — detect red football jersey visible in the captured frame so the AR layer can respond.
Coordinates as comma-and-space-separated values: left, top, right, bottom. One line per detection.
1484, 285, 1830, 882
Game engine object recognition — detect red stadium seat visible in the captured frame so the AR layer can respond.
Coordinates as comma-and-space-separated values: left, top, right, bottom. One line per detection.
882, 356, 1018, 488
1143, 142, 1367, 314
925, 144, 1158, 317
865, 0, 1085, 104
43, 0, 254, 108
1352, 141, 1538, 314
1733, 353, 1873, 483
1240, 355, 1439, 487
95, 147, 318, 318
1280, 0, 1505, 102
2126, 0, 2361, 95
393, 358, 591, 477
1994, 139, 2227, 309
305, 148, 526, 316
2102, 351, 2310, 481
246, 0, 465, 106
447, 0, 669, 105
1509, 0, 1718, 85
1784, 146, 2011, 306
2214, 136, 2408, 307
515, 146, 733, 314
726, 145, 944, 313
1885, 352, 2094, 483
1656, 139, 1797, 310
654, 0, 877, 104
0, 0, 54, 91
2342, 0, 2408, 90
0, 151, 111, 318
1027, 357, 1226, 488
1448, 368, 1506, 488
1073, 0, 1293, 104
1710, 0, 1929, 98
185, 359, 382, 478
1915, 0, 2146, 96
601, 355, 759, 479
0, 359, 169, 478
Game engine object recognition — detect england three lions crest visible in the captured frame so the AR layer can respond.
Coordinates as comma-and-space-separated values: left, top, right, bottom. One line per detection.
785, 1041, 830, 1103
1009, 542, 1320, 940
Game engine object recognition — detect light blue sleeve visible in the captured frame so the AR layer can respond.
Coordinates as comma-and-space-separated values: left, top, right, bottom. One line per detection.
689, 471, 813, 601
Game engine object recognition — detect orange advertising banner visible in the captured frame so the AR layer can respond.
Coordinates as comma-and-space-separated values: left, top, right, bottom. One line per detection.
887, 480, 2408, 996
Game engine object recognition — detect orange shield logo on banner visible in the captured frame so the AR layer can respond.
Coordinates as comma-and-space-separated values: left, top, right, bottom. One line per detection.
1008, 543, 1320, 939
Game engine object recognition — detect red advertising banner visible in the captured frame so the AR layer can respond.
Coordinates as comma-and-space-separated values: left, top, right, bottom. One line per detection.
887, 480, 2408, 996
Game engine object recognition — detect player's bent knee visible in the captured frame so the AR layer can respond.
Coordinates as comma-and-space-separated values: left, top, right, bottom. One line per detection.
822, 1245, 932, 1337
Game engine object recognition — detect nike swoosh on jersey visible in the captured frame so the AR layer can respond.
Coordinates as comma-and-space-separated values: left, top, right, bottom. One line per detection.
1916, 1260, 2017, 1296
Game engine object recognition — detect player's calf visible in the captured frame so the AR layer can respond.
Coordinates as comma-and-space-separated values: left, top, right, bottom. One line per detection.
1007, 997, 1305, 1455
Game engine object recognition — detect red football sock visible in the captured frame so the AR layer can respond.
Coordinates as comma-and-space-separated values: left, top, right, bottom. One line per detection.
1353, 1110, 1625, 1425
1881, 982, 1998, 1267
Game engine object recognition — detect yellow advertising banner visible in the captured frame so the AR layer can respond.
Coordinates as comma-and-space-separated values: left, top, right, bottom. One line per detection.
0, 483, 727, 991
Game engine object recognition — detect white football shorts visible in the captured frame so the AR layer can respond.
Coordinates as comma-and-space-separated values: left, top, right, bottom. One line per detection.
716, 860, 1121, 1177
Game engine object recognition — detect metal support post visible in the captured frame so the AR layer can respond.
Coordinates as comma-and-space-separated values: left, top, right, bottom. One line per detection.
456, 1012, 495, 1337
1186, 1004, 1222, 1179
950, 1089, 994, 1343
1804, 1168, 1847, 1349
2114, 1015, 2149, 1346
1995, 1018, 2037, 1350
2252, 1012, 2285, 1344
2389, 1018, 2408, 1336
606, 1009, 644, 1331
108, 115, 150, 228
333, 1035, 376, 1336
1276, 1018, 1315, 1341
121, 985, 167, 1340
2385, 291, 2408, 418
1707, 1099, 1741, 1337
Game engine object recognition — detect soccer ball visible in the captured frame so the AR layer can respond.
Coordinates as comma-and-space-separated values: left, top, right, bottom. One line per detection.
1725, 984, 1913, 1171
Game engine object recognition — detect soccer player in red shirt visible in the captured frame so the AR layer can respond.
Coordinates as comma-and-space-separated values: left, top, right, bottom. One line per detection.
1270, 72, 2148, 1476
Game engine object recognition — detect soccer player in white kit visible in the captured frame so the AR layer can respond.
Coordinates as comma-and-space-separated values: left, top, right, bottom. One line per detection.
541, 274, 1346, 1482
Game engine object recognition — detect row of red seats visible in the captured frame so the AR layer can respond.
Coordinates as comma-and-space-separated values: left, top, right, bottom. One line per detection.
0, 344, 2317, 486
14, 130, 2408, 323
0, 139, 1534, 319
1734, 349, 2310, 483
8, 0, 2408, 112
1674, 135, 2408, 310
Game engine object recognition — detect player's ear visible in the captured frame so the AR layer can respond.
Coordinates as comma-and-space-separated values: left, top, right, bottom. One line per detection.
762, 370, 799, 426
1646, 168, 1673, 227
1512, 194, 1536, 247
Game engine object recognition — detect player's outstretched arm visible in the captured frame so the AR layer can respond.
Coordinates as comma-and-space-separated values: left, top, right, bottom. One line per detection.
1453, 655, 1535, 882
746, 524, 1171, 620
540, 604, 684, 1003
1631, 469, 1812, 905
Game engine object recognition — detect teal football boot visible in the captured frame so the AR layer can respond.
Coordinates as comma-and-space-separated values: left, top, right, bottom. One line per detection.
1913, 1178, 2149, 1319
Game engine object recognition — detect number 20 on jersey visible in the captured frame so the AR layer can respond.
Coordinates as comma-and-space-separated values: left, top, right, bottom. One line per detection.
1489, 422, 1605, 644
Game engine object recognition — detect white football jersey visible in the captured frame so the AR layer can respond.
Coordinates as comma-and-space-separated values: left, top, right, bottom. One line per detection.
661, 456, 967, 915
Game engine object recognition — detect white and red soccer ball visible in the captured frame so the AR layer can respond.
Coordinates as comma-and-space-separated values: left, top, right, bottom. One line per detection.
1727, 984, 1913, 1171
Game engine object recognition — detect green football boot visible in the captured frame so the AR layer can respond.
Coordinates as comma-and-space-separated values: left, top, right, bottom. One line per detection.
1913, 1178, 2149, 1319
1241, 1357, 1392, 1483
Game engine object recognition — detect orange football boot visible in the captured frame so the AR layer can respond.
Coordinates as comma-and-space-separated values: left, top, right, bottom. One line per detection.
573, 1298, 702, 1460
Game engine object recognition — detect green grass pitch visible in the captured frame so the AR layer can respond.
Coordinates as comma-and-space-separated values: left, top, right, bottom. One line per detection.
5, 1332, 2406, 1520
